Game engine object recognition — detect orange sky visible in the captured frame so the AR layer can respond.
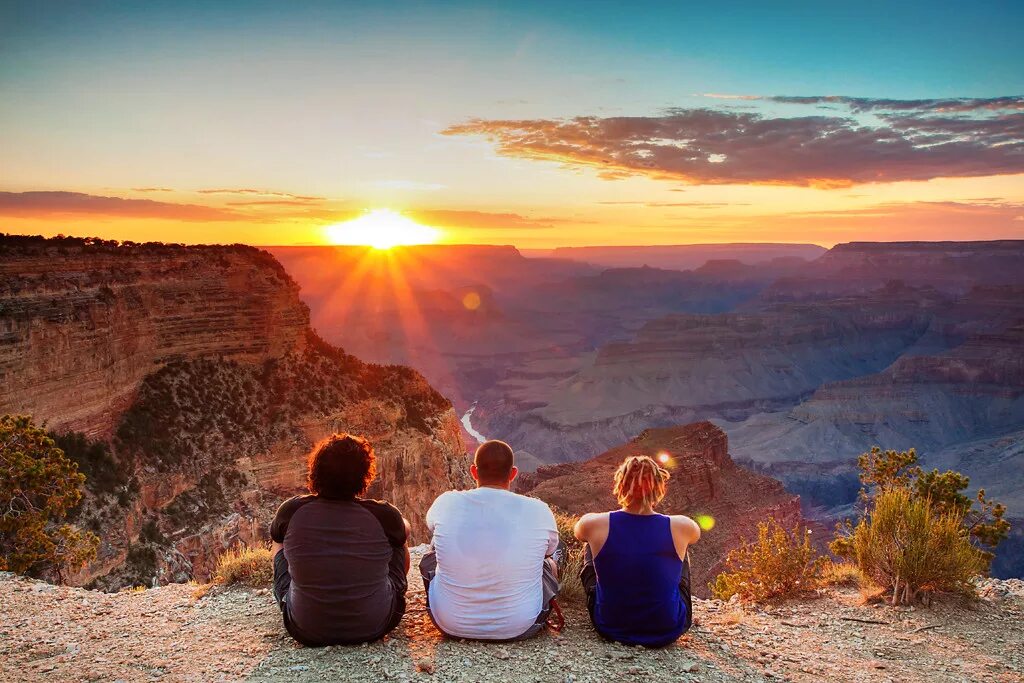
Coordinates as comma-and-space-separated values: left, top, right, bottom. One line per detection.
2, 3, 1022, 248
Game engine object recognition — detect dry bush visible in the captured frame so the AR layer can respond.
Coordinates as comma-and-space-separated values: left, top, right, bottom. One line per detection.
189, 579, 215, 601
818, 560, 864, 588
214, 545, 273, 587
711, 518, 822, 603
553, 511, 587, 603
842, 487, 988, 605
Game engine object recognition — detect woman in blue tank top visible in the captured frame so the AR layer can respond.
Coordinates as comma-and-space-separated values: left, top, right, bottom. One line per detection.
574, 455, 701, 647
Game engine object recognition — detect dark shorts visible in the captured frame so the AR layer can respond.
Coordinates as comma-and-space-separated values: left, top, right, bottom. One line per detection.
273, 547, 407, 647
419, 540, 566, 642
580, 544, 693, 646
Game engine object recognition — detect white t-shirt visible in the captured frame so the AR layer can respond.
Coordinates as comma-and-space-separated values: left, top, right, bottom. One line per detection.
425, 487, 559, 640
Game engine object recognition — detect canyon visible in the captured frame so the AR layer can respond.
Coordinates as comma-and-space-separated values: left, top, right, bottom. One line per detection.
1, 234, 807, 594
0, 235, 472, 587
273, 240, 1024, 578
3, 233, 1021, 586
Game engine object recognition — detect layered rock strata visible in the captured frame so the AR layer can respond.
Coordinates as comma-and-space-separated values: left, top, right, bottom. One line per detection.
516, 422, 802, 596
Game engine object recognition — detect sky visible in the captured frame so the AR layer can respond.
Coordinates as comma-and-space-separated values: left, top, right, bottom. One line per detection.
1, 0, 1023, 248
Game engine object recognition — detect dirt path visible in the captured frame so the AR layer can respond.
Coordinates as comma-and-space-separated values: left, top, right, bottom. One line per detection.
2, 553, 1022, 682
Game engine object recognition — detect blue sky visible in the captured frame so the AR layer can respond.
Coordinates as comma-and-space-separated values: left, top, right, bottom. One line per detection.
1, 1, 1022, 246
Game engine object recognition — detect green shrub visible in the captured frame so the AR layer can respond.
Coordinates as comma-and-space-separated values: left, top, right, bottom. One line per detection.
711, 518, 822, 603
843, 487, 987, 605
832, 446, 1010, 605
853, 447, 1009, 554
214, 545, 274, 587
0, 415, 100, 581
49, 430, 128, 496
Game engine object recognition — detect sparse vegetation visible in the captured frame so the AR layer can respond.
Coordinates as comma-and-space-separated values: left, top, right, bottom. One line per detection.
49, 430, 129, 498
115, 340, 450, 473
214, 545, 274, 587
838, 487, 988, 605
818, 560, 865, 588
123, 543, 159, 587
553, 511, 586, 603
0, 415, 100, 581
711, 518, 822, 603
831, 447, 1010, 605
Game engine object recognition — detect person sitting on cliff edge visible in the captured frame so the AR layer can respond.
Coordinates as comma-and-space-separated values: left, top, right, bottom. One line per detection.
270, 433, 410, 646
574, 455, 701, 648
420, 439, 566, 641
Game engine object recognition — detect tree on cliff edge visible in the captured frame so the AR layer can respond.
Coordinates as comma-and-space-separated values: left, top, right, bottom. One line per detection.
831, 447, 1010, 605
0, 415, 99, 581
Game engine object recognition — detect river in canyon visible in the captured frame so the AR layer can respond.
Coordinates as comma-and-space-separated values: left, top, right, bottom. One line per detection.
460, 402, 488, 444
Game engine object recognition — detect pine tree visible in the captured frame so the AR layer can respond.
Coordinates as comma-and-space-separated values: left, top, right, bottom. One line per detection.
0, 414, 100, 581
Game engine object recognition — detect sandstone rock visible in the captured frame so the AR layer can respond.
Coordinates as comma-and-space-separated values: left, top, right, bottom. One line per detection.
516, 422, 802, 596
0, 235, 471, 588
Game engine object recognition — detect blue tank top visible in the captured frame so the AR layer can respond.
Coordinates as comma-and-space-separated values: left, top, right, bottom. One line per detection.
593, 511, 686, 647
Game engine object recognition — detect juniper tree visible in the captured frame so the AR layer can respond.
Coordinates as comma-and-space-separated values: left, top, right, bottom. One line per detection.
0, 415, 99, 581
831, 446, 1010, 605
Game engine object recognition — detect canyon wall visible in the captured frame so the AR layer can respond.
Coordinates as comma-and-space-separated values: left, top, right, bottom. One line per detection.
724, 321, 1024, 509
0, 235, 308, 438
476, 291, 935, 463
0, 235, 471, 588
516, 421, 803, 596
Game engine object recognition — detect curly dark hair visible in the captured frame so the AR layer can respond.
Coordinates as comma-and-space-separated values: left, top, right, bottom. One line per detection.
306, 433, 377, 500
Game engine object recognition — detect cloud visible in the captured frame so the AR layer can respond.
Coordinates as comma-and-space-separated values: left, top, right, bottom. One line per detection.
766, 95, 1024, 113
372, 180, 447, 191
444, 98, 1024, 187
226, 200, 323, 207
0, 191, 243, 221
197, 188, 324, 201
131, 187, 175, 192
410, 209, 564, 231
597, 200, 750, 208
698, 93, 760, 101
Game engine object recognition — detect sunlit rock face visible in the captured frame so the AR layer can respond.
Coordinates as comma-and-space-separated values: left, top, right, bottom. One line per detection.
0, 236, 308, 438
0, 235, 471, 588
516, 422, 802, 597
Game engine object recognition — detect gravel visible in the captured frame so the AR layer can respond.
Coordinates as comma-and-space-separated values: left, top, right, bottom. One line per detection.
1, 555, 1022, 682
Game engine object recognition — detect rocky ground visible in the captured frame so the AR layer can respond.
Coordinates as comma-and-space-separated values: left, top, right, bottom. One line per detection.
2, 548, 1023, 683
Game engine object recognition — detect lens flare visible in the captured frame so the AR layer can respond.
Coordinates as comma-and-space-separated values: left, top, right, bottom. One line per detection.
657, 452, 671, 465
462, 291, 481, 310
695, 514, 716, 531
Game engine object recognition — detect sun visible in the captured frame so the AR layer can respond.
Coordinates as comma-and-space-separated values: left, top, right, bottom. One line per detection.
324, 209, 440, 249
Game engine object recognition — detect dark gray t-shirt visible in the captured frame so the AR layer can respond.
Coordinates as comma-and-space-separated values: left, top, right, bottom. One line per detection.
271, 495, 407, 643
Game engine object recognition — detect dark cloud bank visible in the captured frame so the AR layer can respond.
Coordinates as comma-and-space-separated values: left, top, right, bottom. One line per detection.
445, 96, 1024, 188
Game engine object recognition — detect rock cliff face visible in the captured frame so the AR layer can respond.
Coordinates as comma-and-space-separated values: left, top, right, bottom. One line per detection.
0, 235, 471, 588
724, 322, 1024, 513
763, 240, 1024, 300
516, 422, 802, 596
0, 235, 308, 438
547, 243, 827, 271
476, 291, 934, 463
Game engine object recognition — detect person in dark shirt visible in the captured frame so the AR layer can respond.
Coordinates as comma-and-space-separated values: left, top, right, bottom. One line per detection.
270, 433, 410, 646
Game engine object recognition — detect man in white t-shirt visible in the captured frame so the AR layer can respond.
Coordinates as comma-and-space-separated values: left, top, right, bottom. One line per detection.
420, 440, 564, 641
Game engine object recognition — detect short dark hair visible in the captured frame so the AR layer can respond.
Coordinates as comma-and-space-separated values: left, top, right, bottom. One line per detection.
474, 440, 514, 484
306, 433, 376, 500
